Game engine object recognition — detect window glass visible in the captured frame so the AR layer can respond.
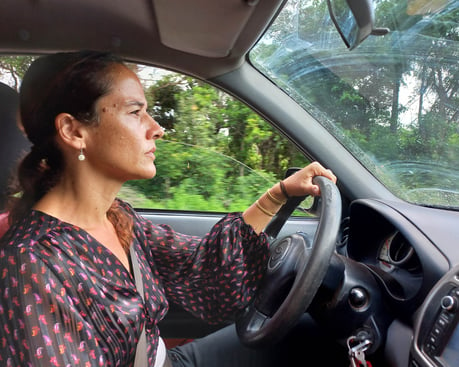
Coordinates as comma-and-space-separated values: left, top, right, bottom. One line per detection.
250, 0, 459, 209
0, 57, 311, 214
119, 64, 311, 213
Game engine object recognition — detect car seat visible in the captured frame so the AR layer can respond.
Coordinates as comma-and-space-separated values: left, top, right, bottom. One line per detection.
0, 82, 30, 235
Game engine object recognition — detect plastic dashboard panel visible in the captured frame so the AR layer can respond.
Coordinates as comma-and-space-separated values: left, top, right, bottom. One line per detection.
347, 199, 450, 300
345, 199, 456, 367
411, 263, 459, 367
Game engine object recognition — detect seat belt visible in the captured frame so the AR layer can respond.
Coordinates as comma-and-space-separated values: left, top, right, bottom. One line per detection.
130, 245, 148, 367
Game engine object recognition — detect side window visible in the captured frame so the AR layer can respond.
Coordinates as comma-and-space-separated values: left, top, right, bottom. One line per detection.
119, 64, 311, 213
0, 56, 311, 214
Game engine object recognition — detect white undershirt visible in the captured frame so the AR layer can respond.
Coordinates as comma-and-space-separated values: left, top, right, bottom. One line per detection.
154, 337, 167, 367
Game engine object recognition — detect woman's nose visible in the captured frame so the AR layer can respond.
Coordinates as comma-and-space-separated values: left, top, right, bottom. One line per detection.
146, 115, 164, 140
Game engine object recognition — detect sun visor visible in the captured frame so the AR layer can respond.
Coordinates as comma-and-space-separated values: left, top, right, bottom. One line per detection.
152, 0, 257, 57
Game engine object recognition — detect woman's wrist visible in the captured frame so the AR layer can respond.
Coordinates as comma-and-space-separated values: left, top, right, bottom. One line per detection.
254, 183, 288, 217
279, 180, 290, 200
242, 182, 291, 234
269, 181, 289, 202
266, 188, 286, 205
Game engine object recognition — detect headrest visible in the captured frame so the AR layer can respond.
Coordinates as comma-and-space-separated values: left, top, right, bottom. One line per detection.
0, 82, 31, 208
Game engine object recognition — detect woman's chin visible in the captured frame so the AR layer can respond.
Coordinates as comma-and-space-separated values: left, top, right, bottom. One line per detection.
127, 167, 157, 181
142, 167, 157, 179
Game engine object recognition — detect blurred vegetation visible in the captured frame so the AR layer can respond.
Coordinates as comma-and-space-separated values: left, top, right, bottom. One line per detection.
0, 56, 309, 213
124, 74, 309, 212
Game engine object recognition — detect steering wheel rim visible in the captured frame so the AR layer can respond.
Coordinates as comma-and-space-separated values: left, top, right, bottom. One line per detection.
236, 176, 341, 347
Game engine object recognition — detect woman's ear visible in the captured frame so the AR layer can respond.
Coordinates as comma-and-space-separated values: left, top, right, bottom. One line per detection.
55, 113, 86, 149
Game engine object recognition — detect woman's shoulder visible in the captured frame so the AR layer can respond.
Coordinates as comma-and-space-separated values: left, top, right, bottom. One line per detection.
0, 209, 63, 248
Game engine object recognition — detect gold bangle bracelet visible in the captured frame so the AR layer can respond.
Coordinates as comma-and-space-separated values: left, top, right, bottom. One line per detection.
255, 199, 276, 217
266, 189, 286, 205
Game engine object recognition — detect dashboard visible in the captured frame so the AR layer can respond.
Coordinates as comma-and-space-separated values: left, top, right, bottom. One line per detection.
153, 195, 459, 366
346, 200, 448, 310
377, 231, 420, 274
340, 199, 459, 366
411, 263, 459, 367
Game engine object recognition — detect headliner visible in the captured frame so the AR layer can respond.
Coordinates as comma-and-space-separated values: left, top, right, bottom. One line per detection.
0, 0, 285, 79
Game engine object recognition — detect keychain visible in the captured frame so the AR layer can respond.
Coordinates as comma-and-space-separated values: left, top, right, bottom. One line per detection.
347, 335, 373, 367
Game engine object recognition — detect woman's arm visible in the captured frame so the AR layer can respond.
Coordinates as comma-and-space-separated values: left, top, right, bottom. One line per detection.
140, 213, 270, 324
134, 162, 335, 323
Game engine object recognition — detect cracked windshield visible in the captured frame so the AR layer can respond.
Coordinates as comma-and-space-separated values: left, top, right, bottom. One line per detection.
250, 0, 459, 209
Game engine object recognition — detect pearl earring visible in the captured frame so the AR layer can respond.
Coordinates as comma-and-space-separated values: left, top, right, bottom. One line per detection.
78, 147, 86, 161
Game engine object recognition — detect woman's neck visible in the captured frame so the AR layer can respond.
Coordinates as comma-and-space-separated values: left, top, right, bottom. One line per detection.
33, 179, 131, 271
33, 175, 121, 229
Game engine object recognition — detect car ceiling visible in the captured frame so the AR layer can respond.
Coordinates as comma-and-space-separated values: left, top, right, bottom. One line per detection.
0, 0, 285, 79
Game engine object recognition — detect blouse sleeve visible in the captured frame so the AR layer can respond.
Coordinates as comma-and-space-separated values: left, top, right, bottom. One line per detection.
138, 212, 270, 324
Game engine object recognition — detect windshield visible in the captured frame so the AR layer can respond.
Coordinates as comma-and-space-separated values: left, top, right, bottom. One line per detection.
250, 0, 459, 209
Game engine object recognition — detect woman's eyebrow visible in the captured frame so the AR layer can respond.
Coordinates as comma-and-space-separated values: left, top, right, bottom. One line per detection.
124, 100, 146, 108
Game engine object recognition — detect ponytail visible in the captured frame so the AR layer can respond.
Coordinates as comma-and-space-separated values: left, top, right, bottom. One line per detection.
8, 140, 64, 224
7, 51, 124, 227
9, 147, 134, 251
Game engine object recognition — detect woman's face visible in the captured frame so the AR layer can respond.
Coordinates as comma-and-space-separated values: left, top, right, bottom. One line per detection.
84, 64, 163, 182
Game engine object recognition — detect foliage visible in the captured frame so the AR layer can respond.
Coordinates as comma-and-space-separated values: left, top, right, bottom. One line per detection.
123, 73, 309, 212
0, 56, 35, 91
250, 0, 459, 207
0, 56, 309, 212
124, 89, 302, 211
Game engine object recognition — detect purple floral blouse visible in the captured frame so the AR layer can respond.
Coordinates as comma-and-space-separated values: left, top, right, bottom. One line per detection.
0, 200, 269, 366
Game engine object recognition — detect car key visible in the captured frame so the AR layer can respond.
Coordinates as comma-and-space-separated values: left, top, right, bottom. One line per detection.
347, 336, 372, 367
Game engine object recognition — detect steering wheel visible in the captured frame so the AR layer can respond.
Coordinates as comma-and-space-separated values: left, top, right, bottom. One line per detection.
236, 176, 341, 347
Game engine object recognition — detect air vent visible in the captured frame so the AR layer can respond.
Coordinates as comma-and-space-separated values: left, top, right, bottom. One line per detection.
336, 217, 350, 252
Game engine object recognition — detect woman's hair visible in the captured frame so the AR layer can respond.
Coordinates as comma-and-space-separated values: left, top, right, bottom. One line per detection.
8, 51, 133, 250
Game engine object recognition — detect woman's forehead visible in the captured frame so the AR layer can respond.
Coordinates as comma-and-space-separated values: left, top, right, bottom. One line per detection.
102, 67, 146, 106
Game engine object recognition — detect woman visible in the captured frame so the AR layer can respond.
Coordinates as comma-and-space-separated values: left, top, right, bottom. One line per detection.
0, 51, 336, 366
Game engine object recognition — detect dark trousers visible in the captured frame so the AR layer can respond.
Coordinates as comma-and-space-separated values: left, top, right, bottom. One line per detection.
167, 315, 348, 367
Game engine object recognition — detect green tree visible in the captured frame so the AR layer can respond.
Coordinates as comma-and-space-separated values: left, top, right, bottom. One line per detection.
0, 56, 35, 91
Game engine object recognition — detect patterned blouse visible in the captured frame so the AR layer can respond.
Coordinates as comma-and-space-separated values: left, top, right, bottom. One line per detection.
0, 200, 269, 366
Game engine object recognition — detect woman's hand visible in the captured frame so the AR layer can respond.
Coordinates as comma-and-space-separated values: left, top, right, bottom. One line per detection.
243, 161, 336, 234
281, 161, 336, 198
